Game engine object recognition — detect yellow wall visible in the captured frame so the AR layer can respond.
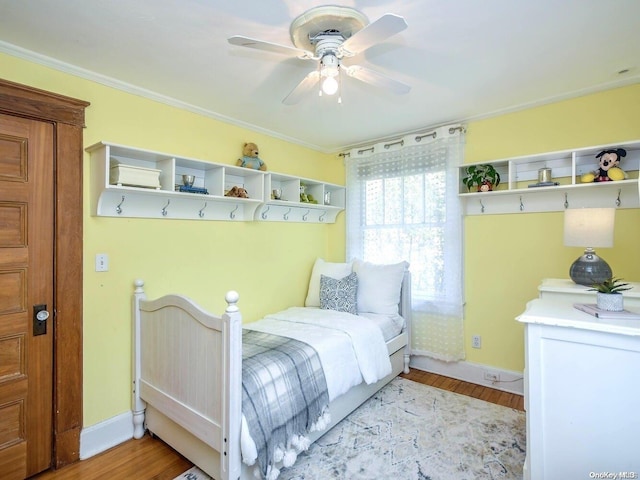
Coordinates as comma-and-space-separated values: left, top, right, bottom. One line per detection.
463, 83, 640, 372
1, 52, 345, 427
3, 49, 639, 429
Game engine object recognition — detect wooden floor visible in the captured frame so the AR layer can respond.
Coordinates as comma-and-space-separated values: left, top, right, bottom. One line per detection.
32, 370, 524, 479
400, 369, 525, 411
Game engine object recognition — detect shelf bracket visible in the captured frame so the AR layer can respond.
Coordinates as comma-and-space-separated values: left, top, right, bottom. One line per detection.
116, 195, 125, 215
161, 199, 170, 217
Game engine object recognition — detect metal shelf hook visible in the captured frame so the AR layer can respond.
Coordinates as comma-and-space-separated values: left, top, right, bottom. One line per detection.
161, 199, 170, 216
116, 195, 125, 215
198, 202, 207, 218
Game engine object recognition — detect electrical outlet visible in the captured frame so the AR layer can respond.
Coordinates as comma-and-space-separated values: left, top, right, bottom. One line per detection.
484, 371, 500, 383
471, 335, 481, 349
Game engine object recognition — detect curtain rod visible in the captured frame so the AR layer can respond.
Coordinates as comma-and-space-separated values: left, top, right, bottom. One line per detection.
340, 124, 466, 158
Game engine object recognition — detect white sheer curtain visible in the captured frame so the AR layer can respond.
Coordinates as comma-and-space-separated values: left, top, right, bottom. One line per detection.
345, 124, 465, 362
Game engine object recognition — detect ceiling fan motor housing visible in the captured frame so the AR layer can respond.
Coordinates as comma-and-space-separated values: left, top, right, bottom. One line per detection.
314, 34, 344, 60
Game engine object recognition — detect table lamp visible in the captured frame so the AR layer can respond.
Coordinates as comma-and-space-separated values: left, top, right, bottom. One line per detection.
564, 208, 615, 286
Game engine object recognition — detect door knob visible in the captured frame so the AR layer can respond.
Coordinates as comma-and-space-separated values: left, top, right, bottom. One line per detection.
33, 304, 49, 336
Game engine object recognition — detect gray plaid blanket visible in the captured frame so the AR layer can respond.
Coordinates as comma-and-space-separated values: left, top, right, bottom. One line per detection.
242, 330, 329, 479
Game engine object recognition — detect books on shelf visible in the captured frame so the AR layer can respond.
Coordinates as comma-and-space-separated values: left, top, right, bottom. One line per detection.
573, 303, 640, 320
178, 185, 209, 195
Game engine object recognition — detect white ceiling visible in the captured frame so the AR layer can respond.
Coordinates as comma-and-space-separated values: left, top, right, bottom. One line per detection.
1, 0, 638, 152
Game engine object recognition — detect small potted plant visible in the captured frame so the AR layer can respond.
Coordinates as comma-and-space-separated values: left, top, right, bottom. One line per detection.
462, 164, 501, 192
590, 277, 632, 311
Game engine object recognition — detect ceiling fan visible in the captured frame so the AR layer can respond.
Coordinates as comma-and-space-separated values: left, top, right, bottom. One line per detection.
228, 6, 410, 105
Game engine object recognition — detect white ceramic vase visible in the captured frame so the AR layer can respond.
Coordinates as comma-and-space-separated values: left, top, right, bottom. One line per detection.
597, 292, 624, 312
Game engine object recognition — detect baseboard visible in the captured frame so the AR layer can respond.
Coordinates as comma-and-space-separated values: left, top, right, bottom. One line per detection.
79, 411, 133, 460
409, 355, 524, 396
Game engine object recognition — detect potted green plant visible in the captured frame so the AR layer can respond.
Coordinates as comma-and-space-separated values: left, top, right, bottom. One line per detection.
462, 164, 501, 192
590, 277, 632, 311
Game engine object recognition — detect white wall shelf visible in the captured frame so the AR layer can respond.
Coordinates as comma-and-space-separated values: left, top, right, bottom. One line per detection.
256, 173, 346, 223
459, 140, 640, 215
87, 142, 345, 223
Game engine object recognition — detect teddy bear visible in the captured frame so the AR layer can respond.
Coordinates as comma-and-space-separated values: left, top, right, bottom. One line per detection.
236, 142, 267, 171
225, 186, 249, 198
580, 148, 627, 182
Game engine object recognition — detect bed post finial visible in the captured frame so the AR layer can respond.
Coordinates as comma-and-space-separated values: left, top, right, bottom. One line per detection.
134, 278, 145, 294
225, 290, 240, 313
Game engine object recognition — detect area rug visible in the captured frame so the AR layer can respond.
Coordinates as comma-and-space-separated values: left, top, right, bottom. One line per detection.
174, 377, 526, 480
173, 466, 211, 480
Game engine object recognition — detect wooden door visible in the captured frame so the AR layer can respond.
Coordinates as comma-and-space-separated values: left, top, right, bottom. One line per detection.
0, 113, 54, 478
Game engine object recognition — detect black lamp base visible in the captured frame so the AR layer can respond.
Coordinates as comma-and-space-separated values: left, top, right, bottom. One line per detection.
569, 249, 612, 286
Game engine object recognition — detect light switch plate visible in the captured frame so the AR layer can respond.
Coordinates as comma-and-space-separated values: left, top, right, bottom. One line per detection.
95, 253, 109, 272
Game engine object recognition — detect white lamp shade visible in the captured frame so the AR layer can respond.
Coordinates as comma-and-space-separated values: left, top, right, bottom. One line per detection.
564, 208, 615, 248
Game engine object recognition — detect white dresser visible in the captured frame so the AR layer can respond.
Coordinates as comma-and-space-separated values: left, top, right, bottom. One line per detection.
518, 279, 640, 480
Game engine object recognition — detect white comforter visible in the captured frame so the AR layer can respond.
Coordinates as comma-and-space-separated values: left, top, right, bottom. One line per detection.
247, 307, 392, 399
240, 307, 393, 471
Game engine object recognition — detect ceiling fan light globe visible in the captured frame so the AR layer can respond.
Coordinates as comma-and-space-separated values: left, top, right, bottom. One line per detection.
322, 76, 339, 95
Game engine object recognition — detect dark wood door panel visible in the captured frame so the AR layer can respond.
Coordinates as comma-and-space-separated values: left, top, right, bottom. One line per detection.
0, 133, 27, 182
0, 203, 27, 247
0, 113, 53, 479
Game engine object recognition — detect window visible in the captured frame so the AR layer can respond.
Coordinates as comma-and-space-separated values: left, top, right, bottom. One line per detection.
345, 125, 465, 361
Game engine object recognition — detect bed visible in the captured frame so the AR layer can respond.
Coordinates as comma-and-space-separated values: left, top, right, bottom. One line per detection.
132, 259, 412, 480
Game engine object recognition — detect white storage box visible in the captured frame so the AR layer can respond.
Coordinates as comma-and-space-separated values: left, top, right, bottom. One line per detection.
110, 164, 161, 189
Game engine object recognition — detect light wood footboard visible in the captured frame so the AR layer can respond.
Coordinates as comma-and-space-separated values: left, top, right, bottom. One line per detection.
132, 280, 243, 480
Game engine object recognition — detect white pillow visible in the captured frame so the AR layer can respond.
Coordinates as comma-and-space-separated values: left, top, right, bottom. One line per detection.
305, 258, 353, 307
352, 259, 409, 315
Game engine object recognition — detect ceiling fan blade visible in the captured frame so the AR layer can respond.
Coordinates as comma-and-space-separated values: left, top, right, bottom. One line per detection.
343, 65, 411, 95
283, 71, 320, 105
228, 35, 313, 59
340, 14, 408, 56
